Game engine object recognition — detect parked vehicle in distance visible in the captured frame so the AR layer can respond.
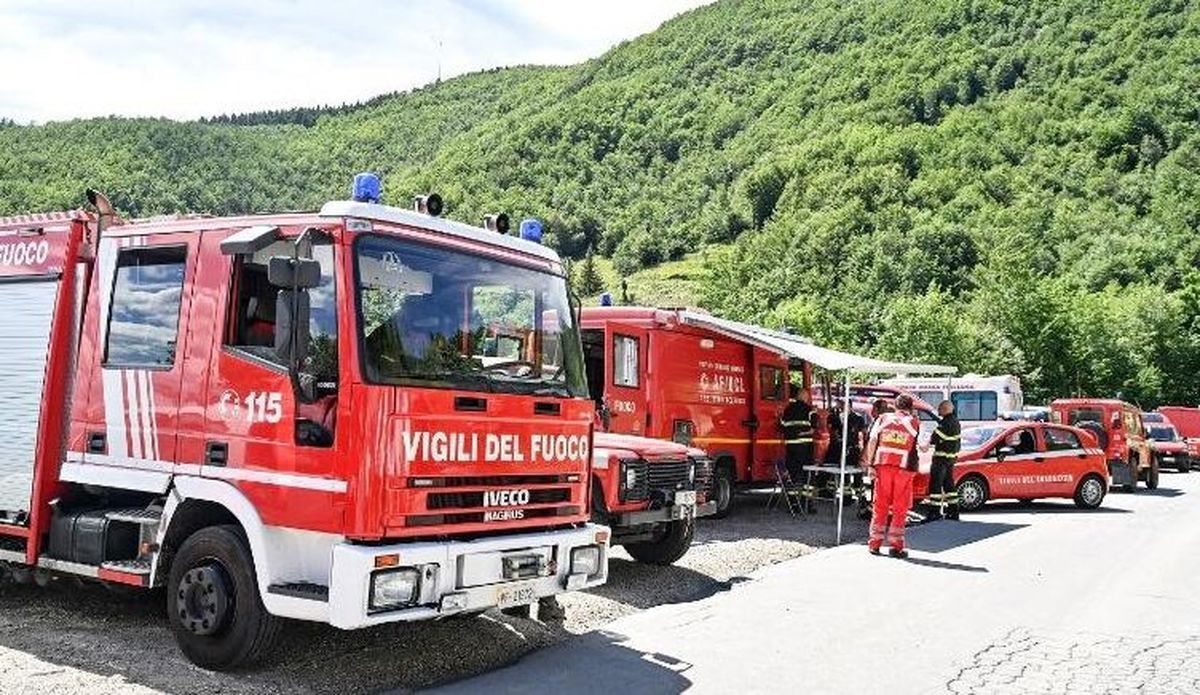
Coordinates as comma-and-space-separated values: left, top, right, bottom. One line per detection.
1145, 421, 1192, 473
590, 432, 716, 565
1156, 407, 1200, 464
880, 374, 1023, 422
1049, 399, 1155, 491
913, 422, 1110, 510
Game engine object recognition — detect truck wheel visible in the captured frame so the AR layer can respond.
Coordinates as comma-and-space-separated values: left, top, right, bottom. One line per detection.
1074, 474, 1106, 509
956, 476, 988, 512
1126, 459, 1138, 493
167, 525, 281, 670
624, 519, 695, 566
1174, 456, 1189, 474
712, 463, 735, 519
1146, 460, 1160, 490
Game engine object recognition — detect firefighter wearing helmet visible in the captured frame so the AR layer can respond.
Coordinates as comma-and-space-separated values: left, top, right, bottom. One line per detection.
865, 394, 921, 558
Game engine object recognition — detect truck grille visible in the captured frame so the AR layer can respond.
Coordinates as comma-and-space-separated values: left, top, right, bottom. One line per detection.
646, 459, 692, 491
426, 488, 571, 510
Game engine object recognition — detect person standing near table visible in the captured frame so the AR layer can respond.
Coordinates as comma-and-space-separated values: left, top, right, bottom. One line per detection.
927, 399, 962, 520
865, 394, 920, 558
779, 385, 815, 481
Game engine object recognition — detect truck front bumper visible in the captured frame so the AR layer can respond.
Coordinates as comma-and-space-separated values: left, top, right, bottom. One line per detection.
614, 501, 717, 526
327, 524, 609, 629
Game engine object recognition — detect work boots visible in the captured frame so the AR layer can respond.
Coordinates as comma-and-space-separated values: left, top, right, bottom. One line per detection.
888, 547, 909, 559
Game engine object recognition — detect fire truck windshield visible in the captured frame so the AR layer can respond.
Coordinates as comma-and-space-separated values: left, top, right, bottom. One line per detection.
355, 236, 586, 397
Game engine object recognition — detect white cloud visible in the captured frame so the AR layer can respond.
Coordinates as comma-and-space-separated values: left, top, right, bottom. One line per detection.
0, 0, 712, 123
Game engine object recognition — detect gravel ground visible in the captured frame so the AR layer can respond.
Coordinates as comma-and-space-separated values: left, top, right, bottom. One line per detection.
0, 495, 866, 694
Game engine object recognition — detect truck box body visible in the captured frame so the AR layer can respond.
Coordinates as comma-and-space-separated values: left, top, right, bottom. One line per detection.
580, 307, 818, 507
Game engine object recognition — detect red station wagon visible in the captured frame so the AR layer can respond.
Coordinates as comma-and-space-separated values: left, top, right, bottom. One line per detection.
915, 422, 1110, 511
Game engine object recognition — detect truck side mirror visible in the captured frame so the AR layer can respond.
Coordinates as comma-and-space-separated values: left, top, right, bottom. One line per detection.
268, 256, 321, 289
1110, 412, 1122, 429
275, 289, 311, 367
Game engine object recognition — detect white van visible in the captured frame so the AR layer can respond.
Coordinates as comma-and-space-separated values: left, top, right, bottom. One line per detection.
879, 374, 1023, 422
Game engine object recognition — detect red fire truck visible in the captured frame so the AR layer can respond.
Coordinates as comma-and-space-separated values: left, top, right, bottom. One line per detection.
0, 181, 615, 669
580, 307, 820, 517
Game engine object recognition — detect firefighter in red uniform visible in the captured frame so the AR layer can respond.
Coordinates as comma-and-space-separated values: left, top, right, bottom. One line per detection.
865, 394, 921, 558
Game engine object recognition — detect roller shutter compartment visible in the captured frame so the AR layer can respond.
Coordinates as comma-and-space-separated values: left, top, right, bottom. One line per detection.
0, 279, 59, 516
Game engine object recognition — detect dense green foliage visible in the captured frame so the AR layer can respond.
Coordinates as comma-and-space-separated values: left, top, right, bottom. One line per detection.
1, 0, 1198, 406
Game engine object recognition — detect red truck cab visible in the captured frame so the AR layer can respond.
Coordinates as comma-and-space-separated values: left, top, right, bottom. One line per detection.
0, 185, 609, 669
1050, 399, 1155, 491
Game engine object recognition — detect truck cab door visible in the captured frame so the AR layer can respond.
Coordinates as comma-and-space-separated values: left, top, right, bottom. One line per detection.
603, 322, 650, 436
78, 233, 199, 485
184, 229, 344, 531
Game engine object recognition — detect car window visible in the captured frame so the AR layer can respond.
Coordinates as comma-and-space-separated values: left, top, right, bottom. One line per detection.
993, 427, 1037, 457
1043, 428, 1082, 451
1068, 408, 1105, 427
952, 391, 998, 420
962, 426, 1003, 451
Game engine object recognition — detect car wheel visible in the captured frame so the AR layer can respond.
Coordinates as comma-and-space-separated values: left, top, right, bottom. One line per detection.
712, 461, 735, 519
1125, 459, 1138, 493
1146, 460, 1160, 490
166, 525, 281, 670
956, 476, 988, 512
1074, 474, 1106, 509
1175, 455, 1189, 474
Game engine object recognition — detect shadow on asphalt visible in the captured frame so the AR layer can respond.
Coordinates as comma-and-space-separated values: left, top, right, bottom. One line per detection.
1136, 487, 1185, 498
429, 629, 693, 694
905, 520, 1027, 554
974, 502, 1133, 515
904, 556, 989, 573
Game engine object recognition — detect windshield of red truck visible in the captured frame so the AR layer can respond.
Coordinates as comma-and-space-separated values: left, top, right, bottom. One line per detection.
355, 236, 586, 397
1148, 425, 1179, 442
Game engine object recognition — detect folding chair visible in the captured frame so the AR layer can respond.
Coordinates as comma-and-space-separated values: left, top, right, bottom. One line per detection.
766, 460, 806, 516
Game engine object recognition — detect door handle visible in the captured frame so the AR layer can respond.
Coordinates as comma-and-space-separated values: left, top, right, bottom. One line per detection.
205, 441, 229, 467
87, 432, 107, 454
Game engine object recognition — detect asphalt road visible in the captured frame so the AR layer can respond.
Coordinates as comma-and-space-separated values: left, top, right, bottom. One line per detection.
433, 471, 1200, 694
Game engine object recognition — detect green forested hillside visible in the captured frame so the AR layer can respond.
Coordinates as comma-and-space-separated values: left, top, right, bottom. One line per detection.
1, 0, 1198, 405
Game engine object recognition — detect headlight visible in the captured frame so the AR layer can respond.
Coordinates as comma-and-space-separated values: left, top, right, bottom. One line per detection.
370, 568, 420, 612
624, 464, 639, 490
570, 545, 602, 577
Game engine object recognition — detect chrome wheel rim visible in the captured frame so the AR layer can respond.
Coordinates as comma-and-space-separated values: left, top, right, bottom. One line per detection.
1082, 479, 1103, 506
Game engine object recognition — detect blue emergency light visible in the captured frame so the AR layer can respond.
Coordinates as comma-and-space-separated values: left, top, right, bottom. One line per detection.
519, 218, 543, 244
599, 292, 613, 306
351, 172, 382, 203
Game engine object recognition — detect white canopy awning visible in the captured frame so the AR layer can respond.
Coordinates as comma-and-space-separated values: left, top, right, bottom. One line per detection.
678, 311, 956, 375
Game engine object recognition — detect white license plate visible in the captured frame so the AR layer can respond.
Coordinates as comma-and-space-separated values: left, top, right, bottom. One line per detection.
495, 581, 537, 609
675, 490, 697, 506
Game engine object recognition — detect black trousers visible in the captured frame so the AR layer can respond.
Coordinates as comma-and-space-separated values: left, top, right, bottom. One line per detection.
785, 443, 813, 481
930, 457, 958, 514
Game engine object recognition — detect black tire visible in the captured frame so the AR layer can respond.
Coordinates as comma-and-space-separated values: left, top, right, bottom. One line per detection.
167, 525, 281, 670
1173, 455, 1189, 474
956, 476, 988, 512
711, 462, 735, 519
1074, 474, 1106, 509
624, 519, 695, 565
1126, 459, 1138, 493
1145, 459, 1160, 490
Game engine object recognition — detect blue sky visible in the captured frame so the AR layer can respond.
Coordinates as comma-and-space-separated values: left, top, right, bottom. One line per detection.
0, 0, 712, 123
